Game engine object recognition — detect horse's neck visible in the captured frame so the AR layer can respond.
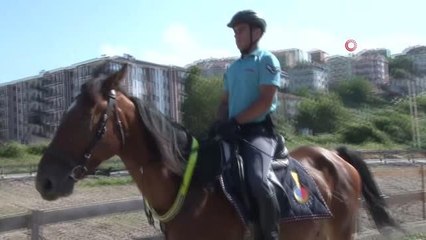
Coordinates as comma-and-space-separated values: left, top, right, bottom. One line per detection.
119, 107, 180, 214
121, 138, 180, 213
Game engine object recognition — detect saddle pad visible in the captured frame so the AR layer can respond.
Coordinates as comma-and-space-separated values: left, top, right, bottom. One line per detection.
220, 157, 332, 225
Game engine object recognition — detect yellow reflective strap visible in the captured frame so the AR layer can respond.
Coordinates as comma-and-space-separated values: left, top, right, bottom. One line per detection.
179, 138, 199, 196
145, 137, 199, 223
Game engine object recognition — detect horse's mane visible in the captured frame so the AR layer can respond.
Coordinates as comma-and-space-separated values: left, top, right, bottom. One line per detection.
130, 97, 191, 175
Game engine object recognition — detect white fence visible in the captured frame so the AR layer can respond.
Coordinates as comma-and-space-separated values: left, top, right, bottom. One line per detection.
1, 192, 425, 240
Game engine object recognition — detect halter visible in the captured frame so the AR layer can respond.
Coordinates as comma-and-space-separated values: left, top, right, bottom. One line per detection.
69, 89, 125, 181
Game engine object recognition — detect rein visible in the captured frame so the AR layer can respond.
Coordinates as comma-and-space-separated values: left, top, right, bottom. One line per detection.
144, 137, 199, 223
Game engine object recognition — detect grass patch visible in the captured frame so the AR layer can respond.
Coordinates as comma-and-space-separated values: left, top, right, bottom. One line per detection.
0, 153, 41, 166
0, 142, 46, 172
98, 158, 125, 171
403, 233, 426, 240
0, 151, 125, 175
0, 153, 41, 174
78, 176, 134, 187
285, 134, 408, 151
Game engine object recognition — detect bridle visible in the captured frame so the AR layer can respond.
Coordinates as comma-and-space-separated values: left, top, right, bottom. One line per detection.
69, 89, 125, 181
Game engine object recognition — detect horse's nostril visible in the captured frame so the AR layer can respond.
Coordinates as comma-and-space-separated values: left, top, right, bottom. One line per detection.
43, 178, 53, 192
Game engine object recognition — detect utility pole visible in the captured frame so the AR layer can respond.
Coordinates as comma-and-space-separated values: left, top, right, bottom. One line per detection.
407, 78, 421, 148
412, 80, 421, 148
407, 79, 415, 147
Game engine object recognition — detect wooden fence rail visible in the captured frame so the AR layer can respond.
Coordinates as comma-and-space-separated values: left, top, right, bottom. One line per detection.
0, 197, 144, 240
359, 150, 426, 162
1, 192, 425, 240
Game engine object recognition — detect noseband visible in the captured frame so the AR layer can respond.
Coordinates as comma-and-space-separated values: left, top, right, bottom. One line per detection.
69, 89, 125, 181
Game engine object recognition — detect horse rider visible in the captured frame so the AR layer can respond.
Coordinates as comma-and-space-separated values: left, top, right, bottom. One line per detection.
214, 9, 282, 240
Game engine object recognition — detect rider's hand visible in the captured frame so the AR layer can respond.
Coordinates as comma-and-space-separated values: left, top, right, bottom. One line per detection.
208, 120, 222, 138
216, 118, 240, 142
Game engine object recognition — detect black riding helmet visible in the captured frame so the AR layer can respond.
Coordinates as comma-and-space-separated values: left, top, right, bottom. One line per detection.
227, 10, 266, 32
227, 10, 266, 55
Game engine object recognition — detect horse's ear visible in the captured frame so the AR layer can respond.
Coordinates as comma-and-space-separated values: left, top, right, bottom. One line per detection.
102, 64, 128, 91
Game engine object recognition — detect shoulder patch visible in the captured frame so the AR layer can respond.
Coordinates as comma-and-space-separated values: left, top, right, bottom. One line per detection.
266, 64, 280, 74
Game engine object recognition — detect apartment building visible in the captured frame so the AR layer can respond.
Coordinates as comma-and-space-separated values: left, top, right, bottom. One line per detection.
0, 77, 42, 143
0, 87, 7, 141
192, 57, 235, 78
358, 48, 391, 58
352, 54, 389, 86
404, 45, 426, 76
309, 50, 328, 64
0, 55, 186, 143
286, 63, 328, 92
325, 55, 354, 87
273, 48, 309, 68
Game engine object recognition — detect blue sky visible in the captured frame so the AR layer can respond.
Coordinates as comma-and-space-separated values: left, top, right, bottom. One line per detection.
1, 0, 424, 83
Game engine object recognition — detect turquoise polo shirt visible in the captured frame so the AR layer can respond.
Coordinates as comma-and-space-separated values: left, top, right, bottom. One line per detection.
224, 48, 281, 122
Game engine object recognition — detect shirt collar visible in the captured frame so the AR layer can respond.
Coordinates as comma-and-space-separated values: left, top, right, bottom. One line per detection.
241, 48, 261, 59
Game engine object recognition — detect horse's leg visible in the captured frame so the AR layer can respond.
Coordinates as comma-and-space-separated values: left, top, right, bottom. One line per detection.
279, 220, 325, 240
327, 173, 361, 240
165, 217, 245, 240
164, 192, 246, 240
328, 206, 359, 240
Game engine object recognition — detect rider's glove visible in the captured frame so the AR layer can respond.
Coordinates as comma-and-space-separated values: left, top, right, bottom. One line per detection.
216, 118, 240, 142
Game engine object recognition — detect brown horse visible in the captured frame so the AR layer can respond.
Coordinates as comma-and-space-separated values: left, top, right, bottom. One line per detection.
36, 63, 400, 240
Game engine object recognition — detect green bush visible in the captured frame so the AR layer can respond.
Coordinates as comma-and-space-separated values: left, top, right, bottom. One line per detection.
0, 142, 25, 158
371, 111, 411, 143
310, 134, 340, 145
27, 143, 48, 155
340, 123, 390, 144
295, 93, 349, 135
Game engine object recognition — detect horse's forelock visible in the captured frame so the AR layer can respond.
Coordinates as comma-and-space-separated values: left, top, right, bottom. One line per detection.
80, 75, 106, 103
82, 62, 129, 102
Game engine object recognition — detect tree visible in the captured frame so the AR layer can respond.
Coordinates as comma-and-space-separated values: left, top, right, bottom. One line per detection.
331, 77, 375, 108
388, 56, 414, 78
182, 67, 223, 138
416, 95, 426, 114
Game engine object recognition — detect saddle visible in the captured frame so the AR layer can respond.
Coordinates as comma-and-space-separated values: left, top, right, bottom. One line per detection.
217, 136, 332, 225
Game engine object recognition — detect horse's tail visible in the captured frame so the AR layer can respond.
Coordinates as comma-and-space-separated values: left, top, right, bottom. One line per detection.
335, 146, 404, 233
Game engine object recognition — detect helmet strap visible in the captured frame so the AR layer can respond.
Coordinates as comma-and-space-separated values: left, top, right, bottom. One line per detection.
240, 26, 259, 56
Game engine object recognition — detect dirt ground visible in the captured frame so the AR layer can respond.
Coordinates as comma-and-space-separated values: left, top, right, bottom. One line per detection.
0, 165, 425, 239
0, 178, 161, 239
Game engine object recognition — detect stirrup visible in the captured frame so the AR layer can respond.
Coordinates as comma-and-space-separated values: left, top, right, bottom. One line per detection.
274, 134, 288, 160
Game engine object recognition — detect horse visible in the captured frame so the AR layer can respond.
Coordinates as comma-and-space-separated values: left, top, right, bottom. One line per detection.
35, 63, 401, 240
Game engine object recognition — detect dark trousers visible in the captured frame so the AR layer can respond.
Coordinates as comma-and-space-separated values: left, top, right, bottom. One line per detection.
239, 134, 280, 240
